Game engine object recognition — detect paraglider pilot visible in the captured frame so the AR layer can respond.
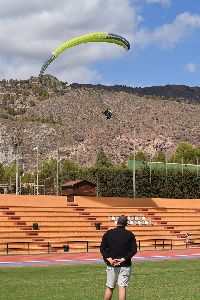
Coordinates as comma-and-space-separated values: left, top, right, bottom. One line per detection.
102, 108, 112, 119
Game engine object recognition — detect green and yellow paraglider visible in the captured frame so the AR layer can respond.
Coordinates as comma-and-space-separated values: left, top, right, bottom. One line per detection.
39, 32, 130, 120
38, 32, 130, 80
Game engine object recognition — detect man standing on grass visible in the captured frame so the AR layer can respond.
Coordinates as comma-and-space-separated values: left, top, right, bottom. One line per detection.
100, 215, 137, 300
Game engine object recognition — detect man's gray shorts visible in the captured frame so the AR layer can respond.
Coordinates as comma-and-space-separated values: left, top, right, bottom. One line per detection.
106, 266, 132, 288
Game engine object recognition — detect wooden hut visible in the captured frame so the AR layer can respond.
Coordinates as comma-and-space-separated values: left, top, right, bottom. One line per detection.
61, 180, 96, 201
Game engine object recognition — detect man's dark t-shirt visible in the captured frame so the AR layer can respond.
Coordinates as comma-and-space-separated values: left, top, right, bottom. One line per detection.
100, 226, 137, 267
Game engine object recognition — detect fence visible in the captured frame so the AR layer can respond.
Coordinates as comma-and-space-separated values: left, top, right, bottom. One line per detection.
1, 238, 199, 255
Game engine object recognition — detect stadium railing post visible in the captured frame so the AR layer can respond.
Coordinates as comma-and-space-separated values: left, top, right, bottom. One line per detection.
171, 239, 173, 250
139, 240, 140, 250
7, 243, 8, 254
48, 242, 50, 253
163, 239, 165, 250
86, 241, 89, 252
155, 239, 157, 250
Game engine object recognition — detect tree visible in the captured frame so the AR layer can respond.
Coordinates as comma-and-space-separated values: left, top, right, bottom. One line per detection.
194, 147, 200, 164
0, 164, 5, 181
60, 159, 80, 183
129, 151, 148, 162
169, 142, 195, 164
156, 150, 166, 163
95, 148, 113, 168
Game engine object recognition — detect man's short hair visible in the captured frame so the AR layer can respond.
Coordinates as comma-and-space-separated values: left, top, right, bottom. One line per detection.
117, 215, 128, 227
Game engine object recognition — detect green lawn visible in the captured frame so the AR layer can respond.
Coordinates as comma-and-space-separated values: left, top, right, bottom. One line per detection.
0, 260, 200, 300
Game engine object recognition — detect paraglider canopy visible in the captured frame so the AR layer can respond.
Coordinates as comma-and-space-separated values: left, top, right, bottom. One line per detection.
39, 32, 130, 80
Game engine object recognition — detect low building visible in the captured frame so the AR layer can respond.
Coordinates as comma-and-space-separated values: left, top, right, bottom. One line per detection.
61, 180, 96, 201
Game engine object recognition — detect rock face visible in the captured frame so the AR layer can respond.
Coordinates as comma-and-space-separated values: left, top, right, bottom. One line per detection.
0, 76, 199, 167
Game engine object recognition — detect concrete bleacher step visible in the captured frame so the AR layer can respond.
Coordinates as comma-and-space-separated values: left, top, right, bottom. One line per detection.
20, 227, 33, 230
15, 221, 27, 225
8, 216, 21, 220
26, 232, 38, 236
74, 208, 85, 211
3, 212, 15, 215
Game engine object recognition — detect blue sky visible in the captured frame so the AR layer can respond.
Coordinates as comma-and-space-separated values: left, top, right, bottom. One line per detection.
0, 0, 200, 87
95, 0, 200, 87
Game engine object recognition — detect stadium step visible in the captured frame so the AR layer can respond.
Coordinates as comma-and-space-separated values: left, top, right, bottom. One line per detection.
15, 221, 26, 225
26, 232, 38, 236
8, 216, 21, 220
20, 227, 33, 230
3, 212, 15, 215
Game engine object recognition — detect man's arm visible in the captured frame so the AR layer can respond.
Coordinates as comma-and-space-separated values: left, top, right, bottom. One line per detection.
123, 234, 137, 261
100, 232, 110, 259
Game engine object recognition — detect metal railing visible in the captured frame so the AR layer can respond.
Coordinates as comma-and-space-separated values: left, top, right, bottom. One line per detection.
0, 238, 200, 255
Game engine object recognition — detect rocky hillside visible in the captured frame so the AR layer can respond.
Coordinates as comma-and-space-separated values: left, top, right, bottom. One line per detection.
0, 76, 199, 167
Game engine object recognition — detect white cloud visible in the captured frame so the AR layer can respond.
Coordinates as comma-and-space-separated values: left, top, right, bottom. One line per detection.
0, 0, 136, 82
146, 0, 171, 6
184, 63, 197, 73
135, 12, 200, 48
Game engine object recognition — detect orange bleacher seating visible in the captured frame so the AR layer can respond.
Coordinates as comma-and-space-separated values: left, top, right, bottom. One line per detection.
0, 196, 200, 254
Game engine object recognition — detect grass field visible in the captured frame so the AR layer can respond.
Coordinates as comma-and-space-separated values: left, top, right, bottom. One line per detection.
0, 260, 200, 300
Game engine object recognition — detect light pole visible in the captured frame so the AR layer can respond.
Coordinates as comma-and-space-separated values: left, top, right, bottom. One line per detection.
15, 145, 19, 195
56, 147, 59, 196
181, 156, 184, 176
36, 146, 39, 195
149, 155, 152, 184
132, 127, 136, 198
33, 146, 39, 195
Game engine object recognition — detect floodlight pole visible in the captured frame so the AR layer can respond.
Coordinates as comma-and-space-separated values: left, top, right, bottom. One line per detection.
56, 147, 59, 196
181, 156, 184, 176
15, 145, 19, 195
133, 127, 136, 198
149, 155, 152, 184
36, 146, 39, 195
